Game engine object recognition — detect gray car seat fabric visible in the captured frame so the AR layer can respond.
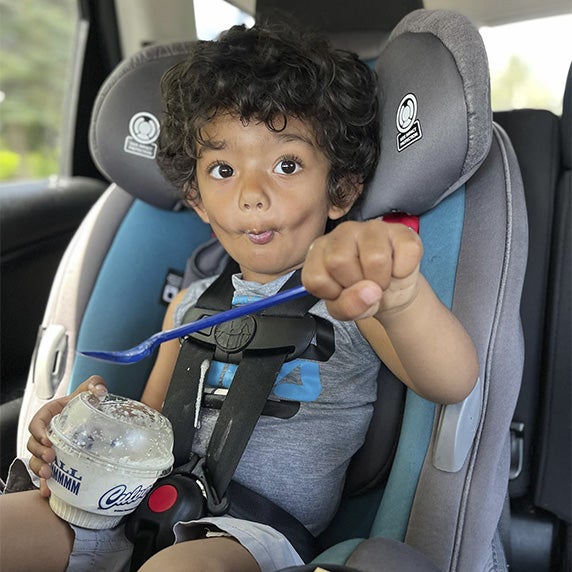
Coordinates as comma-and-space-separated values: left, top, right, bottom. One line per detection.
90, 42, 196, 211
355, 9, 492, 218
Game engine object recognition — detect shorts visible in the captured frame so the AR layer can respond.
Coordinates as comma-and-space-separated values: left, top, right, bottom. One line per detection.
65, 516, 303, 571
174, 516, 304, 570
5, 459, 304, 572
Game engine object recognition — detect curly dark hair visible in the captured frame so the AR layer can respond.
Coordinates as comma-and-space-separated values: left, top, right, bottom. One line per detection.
156, 21, 380, 209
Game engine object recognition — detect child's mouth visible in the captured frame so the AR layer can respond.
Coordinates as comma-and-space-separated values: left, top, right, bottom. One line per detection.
246, 230, 274, 245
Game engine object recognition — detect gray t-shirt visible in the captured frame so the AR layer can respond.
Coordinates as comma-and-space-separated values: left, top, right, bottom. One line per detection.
173, 272, 380, 535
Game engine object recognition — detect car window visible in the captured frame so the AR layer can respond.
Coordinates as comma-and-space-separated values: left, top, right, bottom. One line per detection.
195, 0, 254, 40
0, 0, 78, 182
480, 13, 572, 115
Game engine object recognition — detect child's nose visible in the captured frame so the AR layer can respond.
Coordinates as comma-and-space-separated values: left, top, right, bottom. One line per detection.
238, 175, 270, 211
242, 199, 265, 210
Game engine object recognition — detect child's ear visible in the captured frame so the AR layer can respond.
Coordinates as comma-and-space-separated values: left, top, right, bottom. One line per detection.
190, 199, 209, 223
184, 183, 209, 223
328, 179, 364, 220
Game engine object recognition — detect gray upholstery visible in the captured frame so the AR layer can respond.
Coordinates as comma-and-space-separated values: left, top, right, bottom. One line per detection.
346, 537, 439, 571
89, 42, 194, 210
405, 123, 527, 570
357, 9, 492, 218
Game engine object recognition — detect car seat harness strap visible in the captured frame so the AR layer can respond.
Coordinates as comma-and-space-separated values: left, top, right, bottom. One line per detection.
125, 261, 327, 567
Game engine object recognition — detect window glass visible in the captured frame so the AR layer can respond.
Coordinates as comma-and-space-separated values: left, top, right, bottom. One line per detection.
0, 0, 78, 182
194, 0, 254, 40
480, 14, 572, 114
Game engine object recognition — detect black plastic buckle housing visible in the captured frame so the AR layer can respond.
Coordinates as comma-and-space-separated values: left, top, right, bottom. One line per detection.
124, 454, 229, 571
182, 308, 318, 364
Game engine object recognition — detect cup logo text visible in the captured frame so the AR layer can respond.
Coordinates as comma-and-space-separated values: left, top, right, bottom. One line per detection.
98, 484, 152, 511
51, 456, 83, 496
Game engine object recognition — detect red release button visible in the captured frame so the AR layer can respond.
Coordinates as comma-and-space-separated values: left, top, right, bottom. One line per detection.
148, 484, 178, 513
379, 213, 420, 233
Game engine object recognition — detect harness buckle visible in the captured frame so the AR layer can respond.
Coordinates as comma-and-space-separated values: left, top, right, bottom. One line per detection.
124, 454, 228, 569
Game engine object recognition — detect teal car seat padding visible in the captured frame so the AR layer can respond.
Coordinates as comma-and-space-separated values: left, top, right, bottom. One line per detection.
371, 188, 464, 539
314, 187, 465, 563
70, 200, 211, 398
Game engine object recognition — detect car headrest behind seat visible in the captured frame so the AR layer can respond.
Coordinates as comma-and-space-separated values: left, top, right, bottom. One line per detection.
256, 0, 423, 65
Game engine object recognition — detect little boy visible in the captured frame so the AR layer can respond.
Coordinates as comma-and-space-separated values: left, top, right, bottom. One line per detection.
0, 21, 478, 572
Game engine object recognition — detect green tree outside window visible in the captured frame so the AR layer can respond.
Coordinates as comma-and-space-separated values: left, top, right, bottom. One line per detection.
0, 0, 77, 181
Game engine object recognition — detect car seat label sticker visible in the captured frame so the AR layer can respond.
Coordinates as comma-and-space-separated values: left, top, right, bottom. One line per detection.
396, 93, 422, 152
124, 111, 160, 159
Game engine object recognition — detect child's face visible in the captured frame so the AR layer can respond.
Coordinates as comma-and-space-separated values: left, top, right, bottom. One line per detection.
191, 113, 352, 283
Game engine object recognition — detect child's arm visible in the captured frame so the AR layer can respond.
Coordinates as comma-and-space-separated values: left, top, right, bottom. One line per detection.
302, 220, 478, 404
140, 288, 188, 411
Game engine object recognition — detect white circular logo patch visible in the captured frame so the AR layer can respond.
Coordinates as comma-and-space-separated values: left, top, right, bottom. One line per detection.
128, 112, 160, 144
396, 94, 418, 133
395, 93, 422, 152
124, 112, 160, 159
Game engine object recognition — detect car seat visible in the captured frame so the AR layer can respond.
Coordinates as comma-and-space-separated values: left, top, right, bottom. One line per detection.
295, 10, 527, 571
16, 8, 528, 571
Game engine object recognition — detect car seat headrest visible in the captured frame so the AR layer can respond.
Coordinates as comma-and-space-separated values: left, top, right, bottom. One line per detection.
90, 9, 491, 216
89, 42, 194, 210
357, 9, 493, 218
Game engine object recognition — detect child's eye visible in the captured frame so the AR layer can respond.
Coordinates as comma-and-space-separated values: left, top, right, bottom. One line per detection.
209, 163, 234, 179
274, 158, 301, 175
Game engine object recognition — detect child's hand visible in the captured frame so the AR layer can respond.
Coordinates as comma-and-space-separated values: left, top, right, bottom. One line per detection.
302, 220, 423, 322
27, 376, 107, 497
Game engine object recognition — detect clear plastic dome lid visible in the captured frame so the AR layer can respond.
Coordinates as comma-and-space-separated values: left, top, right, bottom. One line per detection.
49, 392, 174, 474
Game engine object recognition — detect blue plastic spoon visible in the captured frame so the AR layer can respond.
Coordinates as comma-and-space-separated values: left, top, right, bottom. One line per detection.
78, 285, 308, 364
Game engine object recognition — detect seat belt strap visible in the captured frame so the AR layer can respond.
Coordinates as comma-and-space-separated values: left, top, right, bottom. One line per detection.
161, 342, 213, 466
206, 350, 289, 497
131, 262, 327, 564
164, 261, 321, 476
190, 258, 238, 310
227, 480, 322, 563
